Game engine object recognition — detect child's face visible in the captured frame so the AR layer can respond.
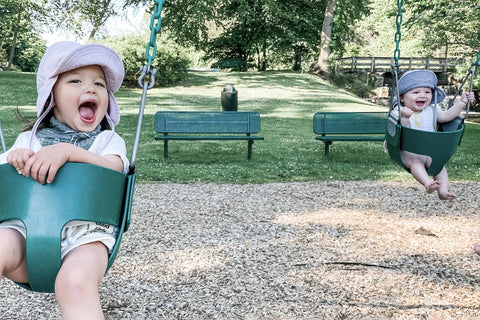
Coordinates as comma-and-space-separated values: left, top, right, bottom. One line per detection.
52, 65, 109, 132
401, 87, 432, 112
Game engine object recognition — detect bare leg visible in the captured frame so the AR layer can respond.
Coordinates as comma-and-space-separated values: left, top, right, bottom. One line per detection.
401, 151, 440, 194
0, 228, 28, 284
434, 167, 456, 200
55, 242, 108, 320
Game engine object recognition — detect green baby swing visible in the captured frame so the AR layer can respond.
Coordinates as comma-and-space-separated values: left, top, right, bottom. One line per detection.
384, 0, 479, 176
0, 0, 165, 293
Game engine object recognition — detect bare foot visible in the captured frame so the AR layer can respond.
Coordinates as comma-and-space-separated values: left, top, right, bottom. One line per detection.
425, 181, 441, 194
438, 191, 456, 200
474, 243, 480, 256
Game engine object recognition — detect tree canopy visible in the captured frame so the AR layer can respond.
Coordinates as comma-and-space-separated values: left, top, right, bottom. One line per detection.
1, 0, 480, 75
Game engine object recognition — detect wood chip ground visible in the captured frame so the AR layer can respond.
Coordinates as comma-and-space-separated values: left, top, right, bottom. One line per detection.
2, 180, 480, 319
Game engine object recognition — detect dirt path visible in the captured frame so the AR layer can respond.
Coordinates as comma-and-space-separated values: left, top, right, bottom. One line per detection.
2, 180, 480, 319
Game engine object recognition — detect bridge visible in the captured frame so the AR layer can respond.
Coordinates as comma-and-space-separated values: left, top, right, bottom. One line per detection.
335, 56, 465, 74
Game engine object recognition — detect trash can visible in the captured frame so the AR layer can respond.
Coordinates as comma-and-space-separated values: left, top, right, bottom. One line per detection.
221, 85, 238, 111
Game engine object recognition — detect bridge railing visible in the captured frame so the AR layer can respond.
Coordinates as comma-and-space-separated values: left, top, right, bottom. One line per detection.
336, 56, 466, 73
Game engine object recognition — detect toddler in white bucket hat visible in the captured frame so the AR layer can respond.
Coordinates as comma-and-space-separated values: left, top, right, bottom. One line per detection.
0, 41, 128, 318
36, 41, 124, 131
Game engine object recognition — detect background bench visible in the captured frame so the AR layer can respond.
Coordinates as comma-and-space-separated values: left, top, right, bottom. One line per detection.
216, 58, 244, 70
313, 111, 388, 156
155, 111, 264, 159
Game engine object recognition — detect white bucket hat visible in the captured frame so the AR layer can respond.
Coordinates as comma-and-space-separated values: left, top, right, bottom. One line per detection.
36, 41, 125, 127
398, 69, 446, 103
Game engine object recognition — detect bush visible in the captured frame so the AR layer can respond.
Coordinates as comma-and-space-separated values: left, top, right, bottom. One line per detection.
102, 33, 191, 87
330, 71, 375, 98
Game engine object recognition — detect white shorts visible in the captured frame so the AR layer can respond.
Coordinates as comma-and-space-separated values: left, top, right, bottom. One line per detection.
0, 219, 118, 259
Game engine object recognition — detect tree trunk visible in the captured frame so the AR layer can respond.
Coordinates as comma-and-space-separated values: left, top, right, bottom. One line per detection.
317, 0, 337, 74
7, 12, 21, 71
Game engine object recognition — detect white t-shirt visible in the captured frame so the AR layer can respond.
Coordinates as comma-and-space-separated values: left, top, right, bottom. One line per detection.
0, 130, 129, 173
391, 104, 437, 132
407, 104, 436, 132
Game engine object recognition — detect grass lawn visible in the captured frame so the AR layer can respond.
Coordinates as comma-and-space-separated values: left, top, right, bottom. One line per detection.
1, 70, 479, 183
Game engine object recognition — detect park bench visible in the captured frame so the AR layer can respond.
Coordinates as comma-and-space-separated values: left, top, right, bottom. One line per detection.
154, 111, 264, 160
313, 111, 388, 156
216, 58, 244, 70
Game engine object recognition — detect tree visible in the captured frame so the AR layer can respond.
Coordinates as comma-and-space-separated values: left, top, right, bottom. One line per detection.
317, 0, 336, 73
404, 0, 480, 59
162, 0, 326, 70
43, 0, 148, 40
0, 0, 46, 71
327, 0, 371, 62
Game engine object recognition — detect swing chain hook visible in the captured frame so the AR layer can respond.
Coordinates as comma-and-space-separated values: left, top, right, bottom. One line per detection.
138, 65, 157, 89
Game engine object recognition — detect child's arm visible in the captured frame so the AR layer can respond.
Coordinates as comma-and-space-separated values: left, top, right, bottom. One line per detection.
437, 92, 476, 123
9, 143, 123, 184
400, 107, 413, 126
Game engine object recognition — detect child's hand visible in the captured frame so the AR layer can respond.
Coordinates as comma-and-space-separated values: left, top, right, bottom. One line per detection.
7, 148, 35, 174
400, 107, 414, 118
17, 144, 71, 184
461, 91, 476, 105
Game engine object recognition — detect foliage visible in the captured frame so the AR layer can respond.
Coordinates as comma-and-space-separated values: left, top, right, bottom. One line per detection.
0, 0, 46, 71
101, 33, 191, 86
404, 0, 480, 59
329, 0, 371, 58
162, 0, 326, 71
338, 0, 419, 57
42, 0, 131, 40
330, 71, 375, 98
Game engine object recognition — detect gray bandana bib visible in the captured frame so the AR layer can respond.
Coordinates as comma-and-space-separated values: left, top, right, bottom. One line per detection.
36, 117, 101, 150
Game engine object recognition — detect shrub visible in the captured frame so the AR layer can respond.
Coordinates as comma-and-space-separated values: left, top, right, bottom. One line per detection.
330, 71, 375, 98
102, 33, 191, 87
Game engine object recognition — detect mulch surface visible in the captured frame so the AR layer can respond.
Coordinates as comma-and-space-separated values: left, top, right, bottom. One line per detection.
2, 180, 480, 319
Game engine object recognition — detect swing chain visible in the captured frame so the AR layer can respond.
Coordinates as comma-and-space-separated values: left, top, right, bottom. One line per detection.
450, 56, 479, 119
145, 0, 165, 73
393, 0, 403, 66
131, 0, 165, 171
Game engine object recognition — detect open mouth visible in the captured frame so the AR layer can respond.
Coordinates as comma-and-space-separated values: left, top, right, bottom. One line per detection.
78, 101, 97, 124
415, 100, 427, 107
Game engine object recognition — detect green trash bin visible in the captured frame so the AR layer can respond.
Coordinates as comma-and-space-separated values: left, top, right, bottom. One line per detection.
221, 85, 238, 111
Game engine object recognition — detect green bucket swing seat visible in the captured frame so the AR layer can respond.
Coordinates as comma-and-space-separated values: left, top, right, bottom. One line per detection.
0, 0, 164, 294
385, 115, 465, 176
0, 162, 135, 293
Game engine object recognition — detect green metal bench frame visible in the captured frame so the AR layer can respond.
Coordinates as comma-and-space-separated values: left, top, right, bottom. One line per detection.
0, 162, 135, 292
313, 111, 388, 156
155, 111, 264, 160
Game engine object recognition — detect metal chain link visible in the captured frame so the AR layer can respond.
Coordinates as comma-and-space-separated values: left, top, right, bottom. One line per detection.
393, 0, 403, 65
131, 0, 165, 171
145, 0, 165, 72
